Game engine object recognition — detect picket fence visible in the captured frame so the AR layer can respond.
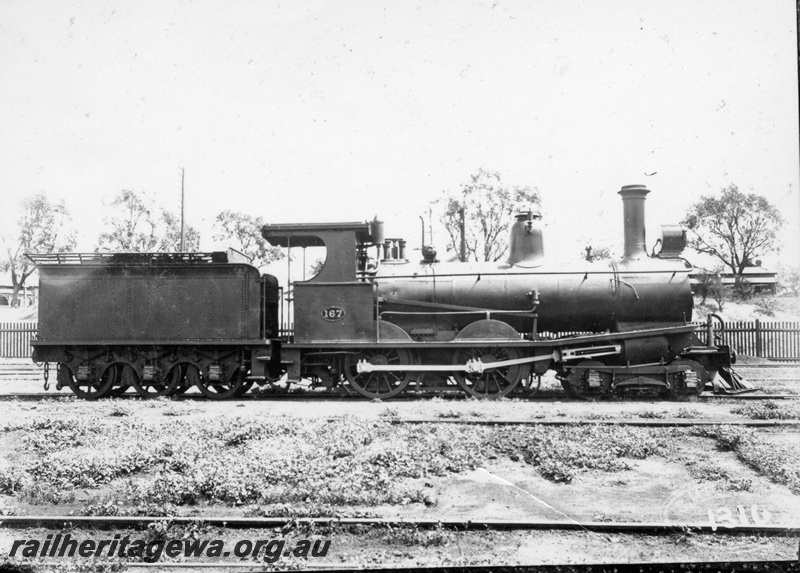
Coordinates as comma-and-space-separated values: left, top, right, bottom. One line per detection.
710, 320, 800, 361
0, 322, 36, 359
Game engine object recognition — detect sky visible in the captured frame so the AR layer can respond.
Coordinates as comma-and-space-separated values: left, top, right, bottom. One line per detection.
1, 0, 798, 279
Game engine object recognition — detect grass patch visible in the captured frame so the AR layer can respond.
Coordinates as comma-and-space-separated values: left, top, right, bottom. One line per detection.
674, 407, 700, 419
731, 400, 800, 420
492, 425, 674, 483
692, 426, 800, 494
435, 410, 462, 419
636, 410, 667, 419
3, 415, 484, 509
161, 402, 192, 417
377, 523, 452, 547
106, 403, 134, 417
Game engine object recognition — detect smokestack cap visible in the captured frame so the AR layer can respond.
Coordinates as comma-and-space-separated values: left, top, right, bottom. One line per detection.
618, 184, 650, 198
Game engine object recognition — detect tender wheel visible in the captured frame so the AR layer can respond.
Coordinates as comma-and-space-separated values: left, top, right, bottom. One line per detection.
664, 359, 708, 400
163, 363, 194, 396
344, 348, 414, 399
165, 364, 194, 396
452, 346, 526, 398
130, 364, 181, 398
61, 363, 115, 400
190, 364, 244, 400
564, 360, 609, 400
105, 363, 130, 397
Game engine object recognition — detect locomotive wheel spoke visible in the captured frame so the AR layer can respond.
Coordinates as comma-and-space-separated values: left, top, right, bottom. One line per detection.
344, 348, 413, 399
63, 363, 116, 400
452, 346, 525, 399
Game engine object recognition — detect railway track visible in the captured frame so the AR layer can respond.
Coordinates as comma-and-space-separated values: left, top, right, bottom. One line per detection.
1, 390, 799, 401
1, 361, 798, 402
2, 514, 799, 536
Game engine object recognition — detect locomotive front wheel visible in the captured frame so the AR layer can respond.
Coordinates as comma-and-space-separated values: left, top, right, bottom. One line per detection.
190, 364, 245, 400
663, 359, 708, 401
62, 363, 116, 400
130, 365, 182, 398
452, 346, 526, 398
564, 360, 609, 401
343, 348, 414, 399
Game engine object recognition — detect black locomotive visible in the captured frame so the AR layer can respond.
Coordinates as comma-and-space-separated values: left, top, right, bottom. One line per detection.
29, 185, 745, 400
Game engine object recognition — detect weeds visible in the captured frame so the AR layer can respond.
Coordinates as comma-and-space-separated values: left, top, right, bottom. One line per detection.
106, 403, 133, 417
731, 401, 800, 420
81, 501, 177, 517
5, 415, 483, 508
0, 464, 25, 495
161, 403, 192, 417
492, 425, 674, 483
674, 408, 700, 419
378, 407, 399, 420
691, 426, 800, 494
637, 410, 666, 419
754, 295, 778, 317
685, 459, 730, 481
378, 523, 452, 547
435, 410, 462, 419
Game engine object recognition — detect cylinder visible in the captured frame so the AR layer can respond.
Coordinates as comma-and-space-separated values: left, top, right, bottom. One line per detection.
619, 185, 650, 260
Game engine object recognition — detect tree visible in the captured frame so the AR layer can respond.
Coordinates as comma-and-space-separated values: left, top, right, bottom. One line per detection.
1, 194, 77, 305
691, 269, 716, 305
96, 189, 200, 252
434, 168, 540, 262
681, 185, 783, 293
778, 265, 800, 297
213, 210, 283, 268
709, 268, 731, 313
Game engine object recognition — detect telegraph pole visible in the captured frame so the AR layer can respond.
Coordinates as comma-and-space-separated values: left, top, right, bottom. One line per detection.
459, 206, 466, 262
180, 168, 185, 251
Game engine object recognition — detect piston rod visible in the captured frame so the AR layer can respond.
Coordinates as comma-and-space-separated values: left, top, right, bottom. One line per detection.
356, 345, 622, 374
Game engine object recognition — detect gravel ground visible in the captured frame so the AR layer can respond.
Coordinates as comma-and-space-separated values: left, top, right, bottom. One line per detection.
1, 391, 800, 570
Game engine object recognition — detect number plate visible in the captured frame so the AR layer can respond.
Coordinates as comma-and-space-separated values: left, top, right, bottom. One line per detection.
321, 306, 346, 321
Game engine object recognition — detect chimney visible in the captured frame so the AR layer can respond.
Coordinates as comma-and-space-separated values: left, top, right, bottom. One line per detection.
618, 184, 650, 260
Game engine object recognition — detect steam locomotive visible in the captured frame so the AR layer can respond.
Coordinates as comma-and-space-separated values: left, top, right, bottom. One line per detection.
29, 184, 746, 400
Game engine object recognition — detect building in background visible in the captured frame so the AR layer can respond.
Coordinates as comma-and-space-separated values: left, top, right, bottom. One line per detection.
689, 262, 777, 294
0, 272, 38, 306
